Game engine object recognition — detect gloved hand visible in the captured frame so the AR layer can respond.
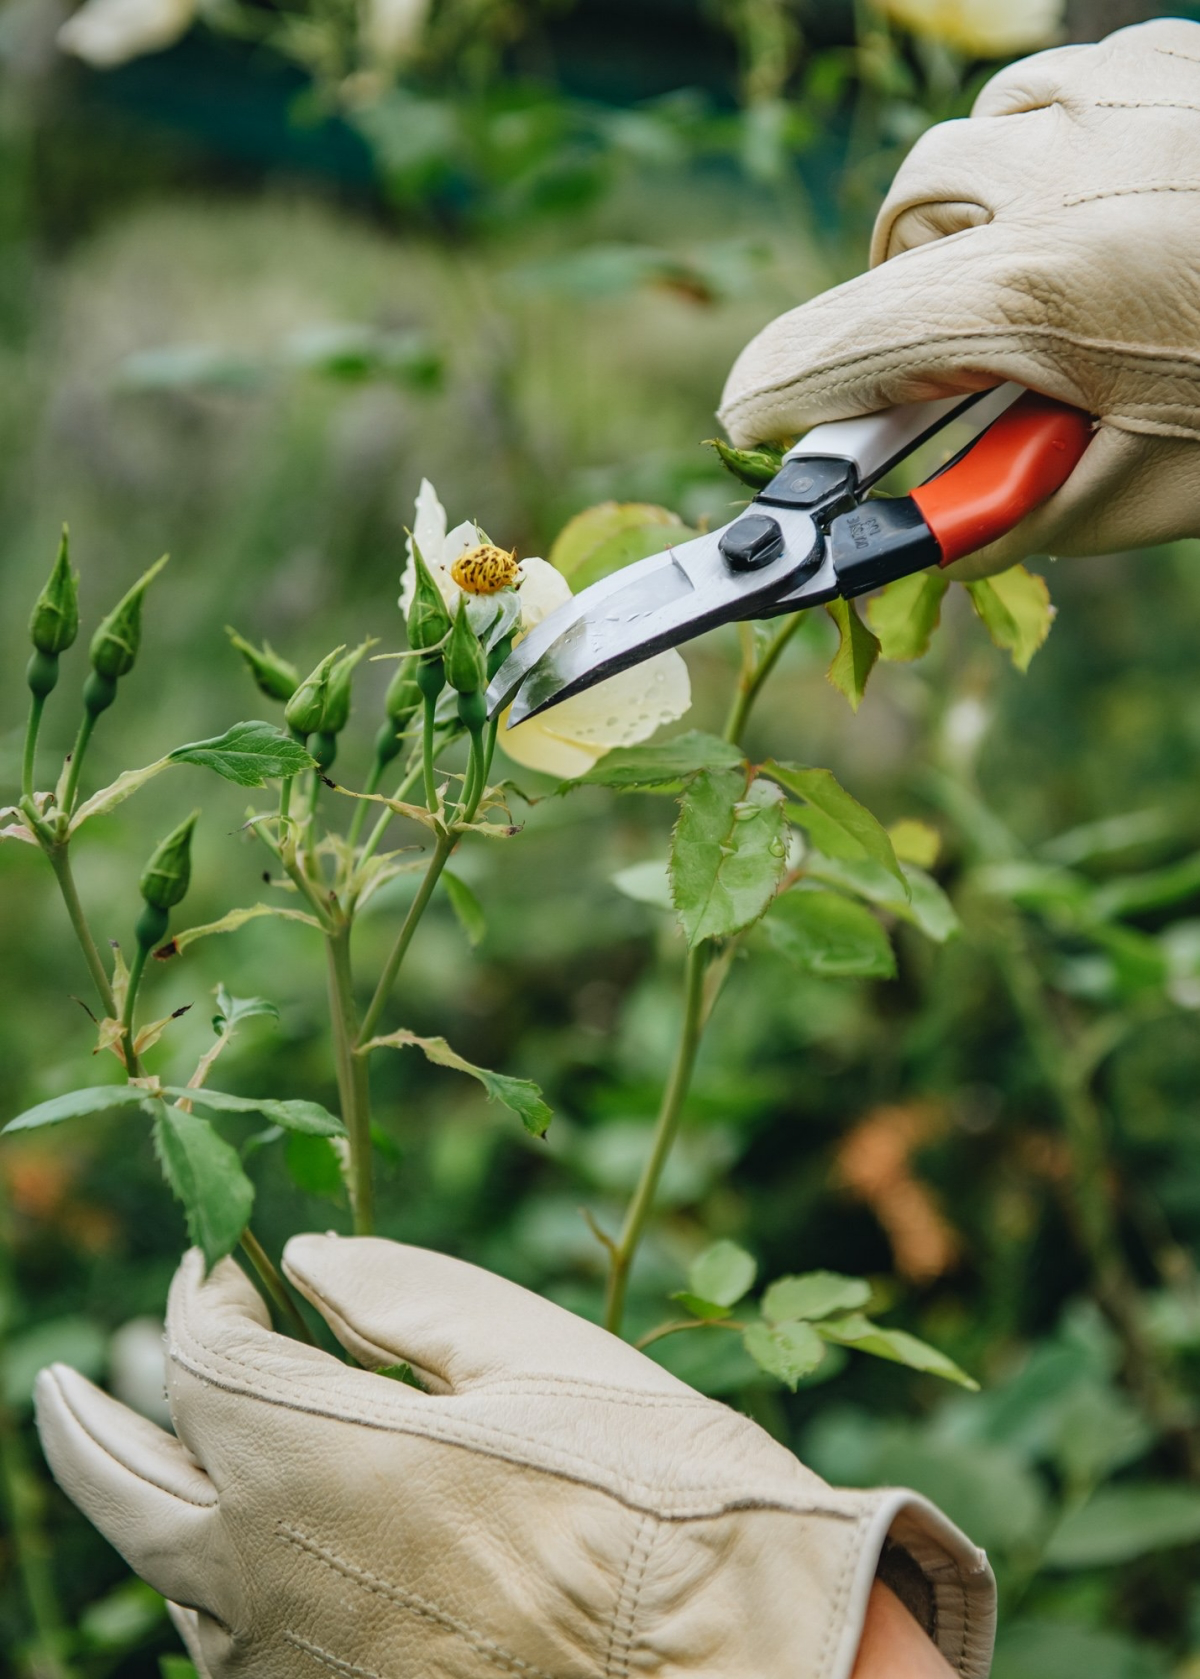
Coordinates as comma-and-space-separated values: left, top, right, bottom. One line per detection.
720, 18, 1200, 578
36, 1236, 995, 1679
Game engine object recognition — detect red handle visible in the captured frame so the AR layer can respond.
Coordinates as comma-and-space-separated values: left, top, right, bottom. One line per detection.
911, 392, 1093, 566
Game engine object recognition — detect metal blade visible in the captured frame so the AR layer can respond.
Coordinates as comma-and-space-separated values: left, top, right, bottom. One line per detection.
491, 507, 823, 726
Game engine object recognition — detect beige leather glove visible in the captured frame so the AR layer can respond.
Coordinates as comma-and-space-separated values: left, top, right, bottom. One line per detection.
720, 17, 1200, 577
36, 1236, 996, 1678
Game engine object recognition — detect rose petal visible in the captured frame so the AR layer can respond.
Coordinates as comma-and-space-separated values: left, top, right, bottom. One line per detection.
58, 0, 195, 65
515, 558, 571, 629
497, 715, 606, 778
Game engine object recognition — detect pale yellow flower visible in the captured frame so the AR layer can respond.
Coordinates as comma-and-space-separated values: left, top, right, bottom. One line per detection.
877, 0, 1062, 55
362, 0, 431, 62
58, 0, 195, 65
401, 480, 691, 779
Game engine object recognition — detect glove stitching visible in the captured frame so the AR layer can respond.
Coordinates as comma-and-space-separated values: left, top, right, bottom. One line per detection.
174, 1339, 863, 1518
278, 1523, 558, 1679
1154, 46, 1200, 65
603, 1512, 655, 1679
283, 1634, 383, 1679
815, 1510, 866, 1679
1096, 99, 1200, 111
1064, 182, 1200, 205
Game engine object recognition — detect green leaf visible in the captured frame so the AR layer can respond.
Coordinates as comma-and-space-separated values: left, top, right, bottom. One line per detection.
161, 902, 321, 957
4, 1085, 158, 1134
992, 1622, 1168, 1679
161, 1657, 202, 1679
611, 859, 673, 911
965, 564, 1054, 671
548, 502, 696, 591
571, 731, 744, 794
763, 1271, 871, 1323
802, 854, 960, 944
285, 1132, 346, 1201
3, 1316, 107, 1411
824, 597, 880, 710
743, 1320, 827, 1389
866, 571, 949, 661
153, 1104, 255, 1268
1043, 1484, 1200, 1569
212, 985, 279, 1033
763, 890, 895, 978
361, 1029, 552, 1137
670, 769, 786, 946
443, 870, 486, 947
670, 1292, 734, 1321
68, 758, 172, 833
167, 721, 316, 787
817, 1313, 978, 1389
161, 1088, 345, 1137
79, 1578, 167, 1653
766, 762, 903, 885
686, 1239, 757, 1308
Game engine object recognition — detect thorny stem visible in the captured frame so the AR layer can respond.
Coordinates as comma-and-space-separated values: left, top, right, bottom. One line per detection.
604, 944, 710, 1335
723, 613, 804, 744
43, 842, 117, 1020
22, 694, 44, 803
327, 919, 374, 1234
59, 710, 96, 815
358, 829, 456, 1048
604, 615, 788, 1337
239, 1229, 315, 1344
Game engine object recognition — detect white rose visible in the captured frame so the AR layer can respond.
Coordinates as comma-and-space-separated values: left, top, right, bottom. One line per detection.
58, 0, 195, 66
878, 0, 1062, 56
401, 480, 691, 778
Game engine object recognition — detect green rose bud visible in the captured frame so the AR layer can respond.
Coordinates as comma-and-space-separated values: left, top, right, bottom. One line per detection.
320, 640, 374, 737
457, 688, 487, 732
284, 647, 343, 738
226, 627, 299, 703
415, 654, 445, 704
406, 541, 453, 651
445, 598, 486, 696
139, 810, 199, 933
704, 437, 786, 489
29, 527, 79, 658
385, 664, 422, 726
89, 554, 169, 682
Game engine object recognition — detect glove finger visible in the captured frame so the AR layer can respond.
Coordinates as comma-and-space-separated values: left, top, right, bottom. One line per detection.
35, 1364, 218, 1609
718, 218, 1089, 449
283, 1233, 687, 1394
166, 1605, 217, 1679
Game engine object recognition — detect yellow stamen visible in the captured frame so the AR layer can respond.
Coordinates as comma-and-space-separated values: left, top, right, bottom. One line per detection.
450, 544, 520, 595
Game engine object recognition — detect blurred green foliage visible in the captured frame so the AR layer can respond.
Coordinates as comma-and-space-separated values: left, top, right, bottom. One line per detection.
3, 4, 1200, 1676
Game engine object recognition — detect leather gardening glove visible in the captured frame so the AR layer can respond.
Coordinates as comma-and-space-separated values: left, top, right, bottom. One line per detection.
35, 1235, 996, 1679
720, 17, 1200, 578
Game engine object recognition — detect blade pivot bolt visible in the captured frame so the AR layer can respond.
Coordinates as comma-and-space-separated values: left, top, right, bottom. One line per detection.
719, 513, 785, 572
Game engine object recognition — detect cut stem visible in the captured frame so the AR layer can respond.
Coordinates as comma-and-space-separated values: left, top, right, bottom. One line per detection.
22, 694, 45, 803
604, 943, 709, 1335
422, 692, 439, 812
120, 942, 149, 1079
239, 1228, 314, 1344
357, 829, 455, 1047
326, 921, 374, 1234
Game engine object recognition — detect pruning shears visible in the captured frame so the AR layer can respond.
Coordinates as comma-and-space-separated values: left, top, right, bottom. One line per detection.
486, 384, 1093, 725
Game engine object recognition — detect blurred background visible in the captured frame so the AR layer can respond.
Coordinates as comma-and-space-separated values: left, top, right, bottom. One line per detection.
5, 0, 1200, 1673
